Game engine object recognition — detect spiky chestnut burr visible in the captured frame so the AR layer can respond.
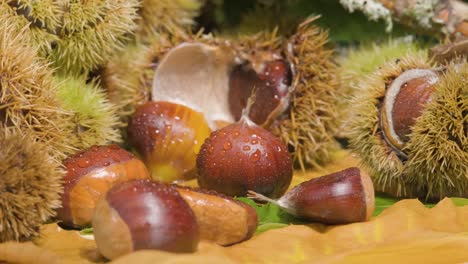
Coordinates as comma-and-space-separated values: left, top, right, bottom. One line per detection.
141, 18, 340, 169
1, 0, 140, 74
54, 76, 122, 155
128, 101, 211, 182
137, 0, 203, 39
92, 179, 199, 260
0, 12, 72, 160
249, 167, 375, 224
57, 145, 150, 228
175, 186, 258, 246
348, 54, 468, 199
0, 128, 63, 242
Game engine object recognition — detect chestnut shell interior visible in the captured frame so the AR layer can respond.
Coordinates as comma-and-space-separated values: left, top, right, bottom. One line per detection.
152, 42, 292, 129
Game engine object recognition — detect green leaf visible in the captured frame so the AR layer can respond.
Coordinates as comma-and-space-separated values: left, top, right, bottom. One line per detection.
238, 195, 468, 234
373, 193, 400, 216
449, 198, 468, 207
79, 227, 93, 235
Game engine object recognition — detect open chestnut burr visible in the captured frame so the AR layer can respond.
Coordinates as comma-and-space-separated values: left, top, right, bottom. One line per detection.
105, 17, 340, 170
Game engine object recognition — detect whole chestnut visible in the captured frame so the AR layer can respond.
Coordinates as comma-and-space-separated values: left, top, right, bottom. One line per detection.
92, 179, 199, 260
57, 145, 150, 228
197, 117, 293, 198
249, 167, 375, 224
128, 101, 211, 182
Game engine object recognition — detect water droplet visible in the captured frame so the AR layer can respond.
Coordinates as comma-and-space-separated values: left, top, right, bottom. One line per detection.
252, 134, 258, 138
274, 94, 279, 100
174, 116, 181, 121
170, 140, 175, 144
277, 146, 282, 152
103, 161, 110, 166
155, 129, 160, 134
208, 146, 214, 154
242, 145, 251, 151
223, 141, 232, 150
250, 149, 261, 163
77, 159, 90, 168
142, 113, 147, 117
233, 131, 240, 138
251, 139, 258, 145
194, 140, 198, 145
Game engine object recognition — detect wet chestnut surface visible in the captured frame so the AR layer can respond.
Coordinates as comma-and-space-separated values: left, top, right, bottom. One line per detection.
105, 179, 199, 253
197, 120, 293, 198
229, 60, 292, 124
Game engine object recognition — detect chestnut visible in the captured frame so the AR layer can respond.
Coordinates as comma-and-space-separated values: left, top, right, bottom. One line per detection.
380, 69, 439, 156
57, 144, 150, 228
128, 101, 211, 182
229, 59, 292, 124
92, 179, 199, 260
249, 167, 375, 224
197, 116, 293, 198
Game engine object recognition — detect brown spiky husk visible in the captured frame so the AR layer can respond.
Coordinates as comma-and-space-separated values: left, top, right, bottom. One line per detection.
1, 0, 140, 75
404, 61, 468, 198
348, 53, 467, 199
0, 128, 63, 242
0, 14, 75, 159
274, 20, 342, 169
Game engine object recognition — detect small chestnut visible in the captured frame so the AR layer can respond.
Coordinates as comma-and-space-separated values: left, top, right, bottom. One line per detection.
197, 116, 293, 198
57, 145, 150, 228
128, 101, 211, 182
380, 69, 439, 155
249, 167, 375, 224
175, 186, 258, 246
92, 179, 199, 260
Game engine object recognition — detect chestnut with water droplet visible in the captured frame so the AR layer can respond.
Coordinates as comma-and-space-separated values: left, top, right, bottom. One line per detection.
92, 179, 199, 260
229, 59, 292, 124
196, 109, 293, 198
57, 145, 150, 228
128, 101, 211, 182
249, 167, 375, 224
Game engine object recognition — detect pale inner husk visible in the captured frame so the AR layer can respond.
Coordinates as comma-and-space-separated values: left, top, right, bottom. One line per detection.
152, 43, 237, 129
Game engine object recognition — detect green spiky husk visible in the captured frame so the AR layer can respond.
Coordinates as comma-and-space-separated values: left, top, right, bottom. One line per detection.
138, 0, 203, 40
55, 76, 122, 154
348, 53, 467, 199
273, 21, 342, 169
0, 128, 63, 242
0, 13, 74, 159
1, 0, 140, 75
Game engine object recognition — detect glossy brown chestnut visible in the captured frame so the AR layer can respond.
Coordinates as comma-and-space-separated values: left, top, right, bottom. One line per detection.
197, 118, 293, 198
249, 167, 375, 224
229, 59, 292, 124
175, 186, 258, 246
57, 145, 150, 228
92, 179, 199, 260
128, 101, 211, 182
380, 69, 438, 154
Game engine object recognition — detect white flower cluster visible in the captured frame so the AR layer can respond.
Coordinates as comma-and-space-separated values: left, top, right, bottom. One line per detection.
339, 0, 393, 31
